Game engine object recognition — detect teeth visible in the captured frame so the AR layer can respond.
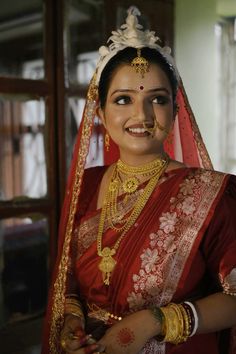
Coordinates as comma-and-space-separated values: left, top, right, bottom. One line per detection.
128, 127, 147, 133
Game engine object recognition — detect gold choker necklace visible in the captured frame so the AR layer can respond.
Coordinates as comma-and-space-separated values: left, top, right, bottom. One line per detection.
97, 155, 169, 286
117, 156, 167, 175
116, 157, 168, 195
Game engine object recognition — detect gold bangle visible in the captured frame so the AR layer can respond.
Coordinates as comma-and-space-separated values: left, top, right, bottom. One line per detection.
169, 303, 184, 344
160, 303, 190, 345
160, 306, 179, 344
65, 297, 85, 321
179, 304, 191, 339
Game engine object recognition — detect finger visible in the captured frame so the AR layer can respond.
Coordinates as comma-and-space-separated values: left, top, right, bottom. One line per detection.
74, 328, 87, 338
94, 344, 106, 354
83, 343, 101, 354
66, 335, 94, 351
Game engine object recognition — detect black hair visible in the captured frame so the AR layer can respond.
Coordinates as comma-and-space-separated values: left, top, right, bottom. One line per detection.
98, 47, 178, 112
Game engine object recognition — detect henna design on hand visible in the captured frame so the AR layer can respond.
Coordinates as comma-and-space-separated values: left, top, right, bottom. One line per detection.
116, 327, 135, 347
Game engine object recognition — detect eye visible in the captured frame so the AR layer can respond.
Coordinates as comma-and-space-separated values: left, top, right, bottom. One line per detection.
114, 95, 132, 105
152, 95, 170, 105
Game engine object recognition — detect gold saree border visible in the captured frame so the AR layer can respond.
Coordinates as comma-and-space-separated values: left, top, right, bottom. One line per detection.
49, 76, 98, 353
160, 171, 226, 305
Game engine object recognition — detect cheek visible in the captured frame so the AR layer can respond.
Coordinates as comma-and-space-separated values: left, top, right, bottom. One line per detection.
154, 107, 173, 122
105, 110, 127, 129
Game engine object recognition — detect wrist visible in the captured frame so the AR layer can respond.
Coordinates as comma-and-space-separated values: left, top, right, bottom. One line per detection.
64, 296, 85, 320
141, 309, 163, 338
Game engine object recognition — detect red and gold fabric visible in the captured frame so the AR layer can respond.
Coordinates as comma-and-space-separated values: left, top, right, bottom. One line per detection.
41, 75, 236, 353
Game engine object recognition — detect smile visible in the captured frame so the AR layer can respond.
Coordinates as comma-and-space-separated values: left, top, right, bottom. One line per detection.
127, 127, 148, 133
126, 127, 151, 137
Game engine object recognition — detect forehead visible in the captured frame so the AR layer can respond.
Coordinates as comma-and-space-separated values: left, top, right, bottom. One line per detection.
108, 63, 171, 92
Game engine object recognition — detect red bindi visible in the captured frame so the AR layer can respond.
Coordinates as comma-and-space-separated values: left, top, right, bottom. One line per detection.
139, 85, 144, 90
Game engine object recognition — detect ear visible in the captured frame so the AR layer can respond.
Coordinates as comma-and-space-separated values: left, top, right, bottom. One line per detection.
96, 106, 107, 128
173, 103, 179, 120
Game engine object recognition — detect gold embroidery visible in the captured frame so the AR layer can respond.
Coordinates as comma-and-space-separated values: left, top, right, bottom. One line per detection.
220, 268, 236, 296
87, 73, 98, 101
49, 76, 97, 353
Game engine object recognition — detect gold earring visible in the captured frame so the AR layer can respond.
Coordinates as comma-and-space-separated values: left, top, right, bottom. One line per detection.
105, 132, 110, 152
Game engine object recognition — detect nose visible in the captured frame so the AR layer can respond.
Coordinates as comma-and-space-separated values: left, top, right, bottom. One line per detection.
132, 99, 154, 125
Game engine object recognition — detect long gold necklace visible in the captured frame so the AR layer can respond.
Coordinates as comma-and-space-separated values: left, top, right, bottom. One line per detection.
97, 155, 169, 285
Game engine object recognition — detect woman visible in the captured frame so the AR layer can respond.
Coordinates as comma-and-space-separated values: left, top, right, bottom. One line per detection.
42, 7, 236, 354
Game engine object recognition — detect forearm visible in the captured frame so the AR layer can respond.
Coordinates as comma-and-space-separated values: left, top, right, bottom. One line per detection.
143, 292, 236, 343
195, 292, 236, 333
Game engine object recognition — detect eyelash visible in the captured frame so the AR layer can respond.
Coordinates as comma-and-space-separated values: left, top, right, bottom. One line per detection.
152, 95, 170, 105
114, 96, 131, 105
114, 95, 169, 105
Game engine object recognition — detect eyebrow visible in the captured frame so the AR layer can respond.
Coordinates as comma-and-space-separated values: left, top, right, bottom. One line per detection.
110, 87, 171, 96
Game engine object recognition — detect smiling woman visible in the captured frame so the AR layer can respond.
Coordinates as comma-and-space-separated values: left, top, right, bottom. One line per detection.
42, 7, 236, 354
98, 60, 174, 166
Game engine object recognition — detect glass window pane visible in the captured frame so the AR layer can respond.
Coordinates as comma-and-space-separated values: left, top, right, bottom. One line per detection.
65, 0, 105, 86
65, 96, 104, 173
0, 96, 47, 201
0, 0, 44, 79
0, 215, 48, 326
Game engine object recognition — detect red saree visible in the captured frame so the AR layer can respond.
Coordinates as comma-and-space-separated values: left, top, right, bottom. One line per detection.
41, 64, 236, 354
69, 165, 236, 354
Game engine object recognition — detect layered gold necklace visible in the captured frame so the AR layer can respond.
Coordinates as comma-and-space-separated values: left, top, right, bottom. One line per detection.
97, 155, 169, 285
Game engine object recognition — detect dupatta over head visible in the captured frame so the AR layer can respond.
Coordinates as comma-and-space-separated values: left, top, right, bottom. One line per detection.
43, 7, 215, 354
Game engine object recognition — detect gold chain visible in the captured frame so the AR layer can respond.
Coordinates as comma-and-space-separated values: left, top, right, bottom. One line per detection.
107, 156, 168, 231
117, 156, 167, 175
97, 156, 169, 285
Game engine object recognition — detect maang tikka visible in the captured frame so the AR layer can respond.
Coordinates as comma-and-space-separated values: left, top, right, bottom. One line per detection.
131, 48, 149, 78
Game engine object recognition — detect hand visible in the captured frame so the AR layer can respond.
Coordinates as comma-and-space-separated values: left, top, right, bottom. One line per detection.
60, 314, 105, 354
98, 310, 161, 354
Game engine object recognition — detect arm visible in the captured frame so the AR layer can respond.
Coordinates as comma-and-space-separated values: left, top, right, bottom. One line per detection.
196, 292, 236, 333
97, 292, 236, 354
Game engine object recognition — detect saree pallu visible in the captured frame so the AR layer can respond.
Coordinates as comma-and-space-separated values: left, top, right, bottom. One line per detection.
72, 166, 236, 354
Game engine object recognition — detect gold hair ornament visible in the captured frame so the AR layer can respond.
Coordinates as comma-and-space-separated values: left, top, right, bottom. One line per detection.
131, 48, 149, 78
95, 7, 179, 85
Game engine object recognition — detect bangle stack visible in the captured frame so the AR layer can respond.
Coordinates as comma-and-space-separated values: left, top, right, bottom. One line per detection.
64, 294, 85, 323
182, 301, 199, 336
150, 301, 199, 345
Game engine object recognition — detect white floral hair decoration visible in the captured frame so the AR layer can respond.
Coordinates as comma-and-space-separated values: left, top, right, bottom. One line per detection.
95, 6, 179, 85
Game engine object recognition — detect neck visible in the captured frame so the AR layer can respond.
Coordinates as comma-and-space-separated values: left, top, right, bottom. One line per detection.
119, 151, 166, 167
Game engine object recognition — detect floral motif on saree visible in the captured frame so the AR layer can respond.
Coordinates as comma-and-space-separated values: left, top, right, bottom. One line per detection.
127, 170, 227, 313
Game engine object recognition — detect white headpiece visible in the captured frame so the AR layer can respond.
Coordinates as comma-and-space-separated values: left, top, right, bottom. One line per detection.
95, 6, 179, 85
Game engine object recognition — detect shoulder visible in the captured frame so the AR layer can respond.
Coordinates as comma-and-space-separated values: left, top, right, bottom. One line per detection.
184, 167, 236, 199
166, 159, 185, 172
81, 166, 108, 193
83, 165, 107, 179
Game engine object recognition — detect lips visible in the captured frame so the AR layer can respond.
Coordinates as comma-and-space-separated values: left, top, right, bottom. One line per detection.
125, 124, 153, 136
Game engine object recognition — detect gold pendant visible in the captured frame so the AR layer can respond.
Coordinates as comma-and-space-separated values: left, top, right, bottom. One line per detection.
122, 177, 139, 194
98, 247, 117, 285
